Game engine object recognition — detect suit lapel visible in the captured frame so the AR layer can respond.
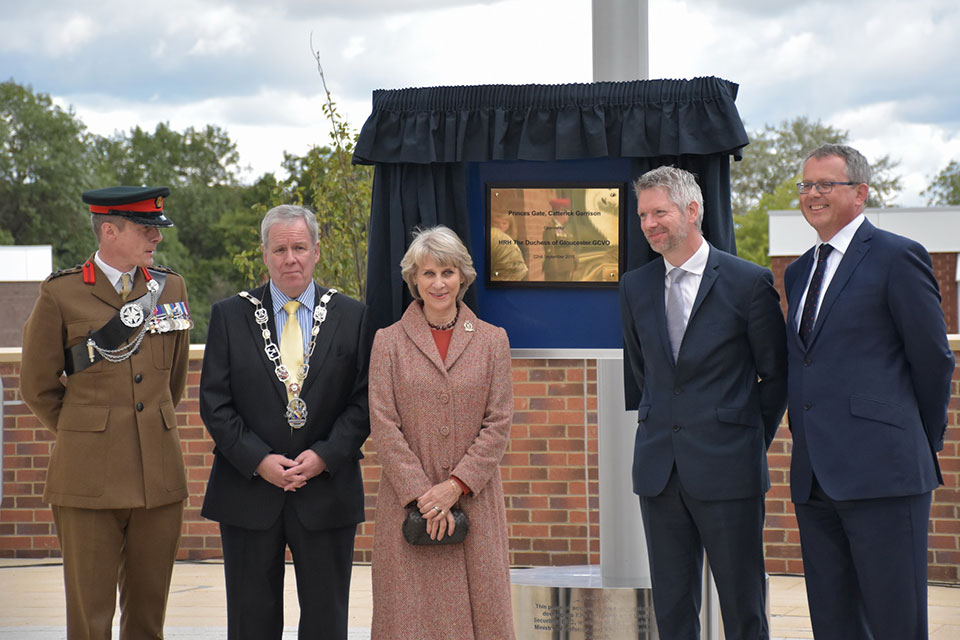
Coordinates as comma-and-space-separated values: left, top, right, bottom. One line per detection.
443, 305, 477, 371
647, 259, 675, 366
400, 302, 451, 374
668, 243, 719, 367
242, 284, 288, 403
688, 245, 720, 327
807, 220, 873, 347
301, 284, 341, 394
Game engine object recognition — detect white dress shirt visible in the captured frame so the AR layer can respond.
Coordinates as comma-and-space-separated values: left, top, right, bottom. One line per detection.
664, 238, 710, 330
794, 213, 866, 329
94, 251, 137, 295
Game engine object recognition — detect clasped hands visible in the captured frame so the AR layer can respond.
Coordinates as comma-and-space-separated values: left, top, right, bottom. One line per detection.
256, 451, 326, 491
417, 479, 463, 541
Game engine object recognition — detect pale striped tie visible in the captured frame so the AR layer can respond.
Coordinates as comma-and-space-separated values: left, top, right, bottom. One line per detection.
280, 300, 303, 400
666, 268, 688, 362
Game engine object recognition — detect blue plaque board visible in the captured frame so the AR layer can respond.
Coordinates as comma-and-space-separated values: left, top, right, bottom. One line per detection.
468, 158, 635, 349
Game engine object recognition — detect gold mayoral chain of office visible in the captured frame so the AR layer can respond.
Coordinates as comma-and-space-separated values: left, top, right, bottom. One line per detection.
238, 289, 337, 429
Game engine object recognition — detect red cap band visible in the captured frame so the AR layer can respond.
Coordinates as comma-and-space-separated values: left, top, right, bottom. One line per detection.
89, 196, 164, 214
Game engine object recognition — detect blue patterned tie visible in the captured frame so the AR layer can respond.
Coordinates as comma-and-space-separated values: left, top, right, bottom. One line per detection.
798, 244, 834, 346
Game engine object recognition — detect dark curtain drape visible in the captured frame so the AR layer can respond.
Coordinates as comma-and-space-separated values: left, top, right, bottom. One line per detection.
354, 77, 749, 329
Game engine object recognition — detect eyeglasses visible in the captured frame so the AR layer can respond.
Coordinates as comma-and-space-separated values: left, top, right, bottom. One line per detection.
796, 181, 857, 194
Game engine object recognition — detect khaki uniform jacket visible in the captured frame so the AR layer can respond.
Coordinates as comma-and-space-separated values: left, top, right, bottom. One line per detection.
20, 258, 191, 509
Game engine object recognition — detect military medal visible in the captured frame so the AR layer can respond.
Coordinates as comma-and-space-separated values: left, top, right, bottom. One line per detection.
239, 288, 337, 429
149, 300, 193, 334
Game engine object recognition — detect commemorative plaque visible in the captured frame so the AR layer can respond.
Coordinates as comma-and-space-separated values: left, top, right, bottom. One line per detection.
487, 184, 625, 286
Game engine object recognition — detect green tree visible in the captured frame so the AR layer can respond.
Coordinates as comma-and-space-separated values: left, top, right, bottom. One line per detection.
92, 121, 250, 341
235, 52, 373, 301
732, 117, 902, 265
733, 176, 800, 268
922, 160, 960, 205
0, 80, 97, 267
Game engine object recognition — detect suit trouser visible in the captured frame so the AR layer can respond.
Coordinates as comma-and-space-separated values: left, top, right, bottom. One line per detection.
52, 502, 184, 640
640, 468, 768, 640
794, 482, 931, 640
219, 501, 357, 640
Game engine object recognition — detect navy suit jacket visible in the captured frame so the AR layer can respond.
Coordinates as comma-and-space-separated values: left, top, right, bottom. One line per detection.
200, 282, 373, 530
785, 219, 954, 503
620, 243, 788, 501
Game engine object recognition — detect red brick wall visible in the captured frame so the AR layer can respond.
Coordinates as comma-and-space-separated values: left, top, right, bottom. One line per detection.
0, 351, 601, 567
3, 345, 959, 582
771, 252, 958, 334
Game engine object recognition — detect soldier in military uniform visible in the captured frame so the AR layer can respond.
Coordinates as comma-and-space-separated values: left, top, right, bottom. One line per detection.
20, 186, 193, 640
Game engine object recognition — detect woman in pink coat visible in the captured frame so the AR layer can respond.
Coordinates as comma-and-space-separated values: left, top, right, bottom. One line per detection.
369, 226, 515, 639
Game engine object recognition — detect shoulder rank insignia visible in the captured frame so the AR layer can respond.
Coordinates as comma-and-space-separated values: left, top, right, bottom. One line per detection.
45, 264, 84, 282
150, 264, 180, 276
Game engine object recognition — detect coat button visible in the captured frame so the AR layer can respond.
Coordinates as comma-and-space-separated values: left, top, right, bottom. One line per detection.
803, 402, 812, 410
440, 426, 450, 436
803, 359, 812, 366
136, 402, 144, 412
672, 424, 681, 432
439, 393, 450, 404
135, 373, 143, 383
673, 387, 681, 395
441, 460, 450, 469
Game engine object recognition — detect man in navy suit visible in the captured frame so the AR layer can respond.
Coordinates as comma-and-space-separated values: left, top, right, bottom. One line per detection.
785, 144, 954, 639
620, 166, 787, 639
200, 205, 372, 640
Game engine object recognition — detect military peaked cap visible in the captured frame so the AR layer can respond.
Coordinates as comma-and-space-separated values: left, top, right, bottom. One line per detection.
82, 186, 174, 227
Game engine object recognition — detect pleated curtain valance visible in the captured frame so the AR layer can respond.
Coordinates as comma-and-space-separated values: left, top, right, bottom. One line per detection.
353, 77, 748, 165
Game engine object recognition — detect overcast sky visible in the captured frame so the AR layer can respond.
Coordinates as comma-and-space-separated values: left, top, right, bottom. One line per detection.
3, 0, 958, 205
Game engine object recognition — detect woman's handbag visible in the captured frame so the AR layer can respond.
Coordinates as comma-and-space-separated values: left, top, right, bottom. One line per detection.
402, 503, 469, 545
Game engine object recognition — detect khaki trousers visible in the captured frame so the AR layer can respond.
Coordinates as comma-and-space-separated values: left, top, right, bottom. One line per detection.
52, 501, 184, 640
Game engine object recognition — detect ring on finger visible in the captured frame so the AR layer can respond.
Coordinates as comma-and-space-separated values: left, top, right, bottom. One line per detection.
432, 506, 441, 513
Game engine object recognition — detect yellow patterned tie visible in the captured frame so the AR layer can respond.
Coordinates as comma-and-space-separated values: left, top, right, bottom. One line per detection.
280, 300, 303, 400
119, 273, 132, 301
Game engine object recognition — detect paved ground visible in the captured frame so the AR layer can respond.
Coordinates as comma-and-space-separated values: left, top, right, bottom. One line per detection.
1, 558, 959, 638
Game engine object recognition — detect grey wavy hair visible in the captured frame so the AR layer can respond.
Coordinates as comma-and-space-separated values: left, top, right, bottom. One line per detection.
632, 166, 704, 229
260, 204, 319, 245
400, 225, 477, 302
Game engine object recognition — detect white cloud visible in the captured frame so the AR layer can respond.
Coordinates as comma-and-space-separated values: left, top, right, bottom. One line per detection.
342, 36, 367, 61
5, 0, 960, 202
52, 15, 97, 56
834, 102, 960, 205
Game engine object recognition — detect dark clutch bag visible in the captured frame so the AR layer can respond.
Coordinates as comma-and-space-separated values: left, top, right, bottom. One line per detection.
402, 503, 469, 546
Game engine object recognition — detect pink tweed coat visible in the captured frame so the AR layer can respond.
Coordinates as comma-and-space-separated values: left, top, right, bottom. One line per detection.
369, 301, 515, 639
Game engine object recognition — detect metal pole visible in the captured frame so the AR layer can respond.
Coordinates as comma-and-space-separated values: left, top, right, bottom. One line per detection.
592, 0, 649, 81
